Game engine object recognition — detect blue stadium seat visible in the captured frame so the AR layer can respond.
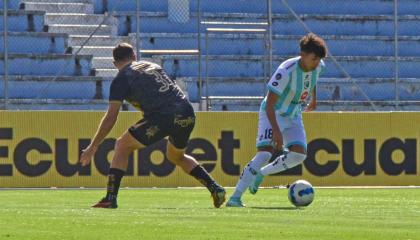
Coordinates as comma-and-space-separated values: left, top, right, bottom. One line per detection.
0, 32, 68, 54
0, 10, 45, 32
0, 0, 22, 10
0, 76, 102, 99
0, 54, 93, 76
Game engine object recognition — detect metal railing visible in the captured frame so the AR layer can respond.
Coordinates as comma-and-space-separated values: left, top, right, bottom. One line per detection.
2, 0, 8, 110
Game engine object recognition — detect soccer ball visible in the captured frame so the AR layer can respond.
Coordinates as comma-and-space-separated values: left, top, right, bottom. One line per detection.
288, 180, 314, 207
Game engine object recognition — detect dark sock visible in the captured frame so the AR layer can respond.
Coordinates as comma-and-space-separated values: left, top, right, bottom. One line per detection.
105, 168, 125, 201
190, 165, 221, 193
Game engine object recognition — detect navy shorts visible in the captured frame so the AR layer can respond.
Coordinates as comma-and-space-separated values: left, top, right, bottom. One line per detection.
128, 102, 195, 149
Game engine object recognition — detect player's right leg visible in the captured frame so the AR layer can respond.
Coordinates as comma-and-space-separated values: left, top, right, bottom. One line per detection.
93, 115, 168, 208
226, 148, 273, 207
92, 130, 146, 208
226, 111, 274, 207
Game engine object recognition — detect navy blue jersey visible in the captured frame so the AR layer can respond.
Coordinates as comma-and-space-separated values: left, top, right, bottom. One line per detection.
109, 61, 187, 115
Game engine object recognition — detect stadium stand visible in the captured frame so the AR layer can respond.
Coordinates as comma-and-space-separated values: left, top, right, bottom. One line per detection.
0, 0, 106, 109
1, 0, 419, 110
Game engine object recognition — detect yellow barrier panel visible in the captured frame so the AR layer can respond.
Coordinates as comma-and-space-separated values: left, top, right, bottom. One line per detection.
0, 111, 418, 187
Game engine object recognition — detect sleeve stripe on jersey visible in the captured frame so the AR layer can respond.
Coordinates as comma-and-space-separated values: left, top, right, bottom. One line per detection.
267, 85, 283, 96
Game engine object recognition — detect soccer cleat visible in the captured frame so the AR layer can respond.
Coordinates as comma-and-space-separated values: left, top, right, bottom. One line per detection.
248, 172, 264, 195
226, 197, 245, 207
211, 186, 226, 208
92, 197, 118, 209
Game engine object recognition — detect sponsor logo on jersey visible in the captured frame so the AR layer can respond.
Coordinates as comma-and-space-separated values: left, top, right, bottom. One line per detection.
304, 80, 310, 89
174, 116, 195, 127
300, 91, 309, 100
276, 73, 282, 80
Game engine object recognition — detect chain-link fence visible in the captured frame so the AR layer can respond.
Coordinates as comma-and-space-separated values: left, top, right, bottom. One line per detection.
278, 0, 420, 111
198, 0, 271, 111
0, 0, 129, 110
0, 0, 202, 110
1, 0, 419, 111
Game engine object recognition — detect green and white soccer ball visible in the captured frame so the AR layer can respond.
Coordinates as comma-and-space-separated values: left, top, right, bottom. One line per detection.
288, 180, 315, 207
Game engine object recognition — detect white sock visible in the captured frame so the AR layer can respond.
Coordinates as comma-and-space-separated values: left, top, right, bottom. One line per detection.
260, 151, 306, 176
231, 151, 272, 199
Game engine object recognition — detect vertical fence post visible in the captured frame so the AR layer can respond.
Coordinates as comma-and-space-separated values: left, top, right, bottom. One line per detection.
205, 30, 209, 111
267, 0, 273, 89
197, 0, 202, 110
3, 0, 8, 110
136, 0, 141, 59
394, 0, 399, 110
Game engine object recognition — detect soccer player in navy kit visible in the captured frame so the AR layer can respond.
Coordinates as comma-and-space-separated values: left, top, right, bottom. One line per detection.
80, 43, 226, 208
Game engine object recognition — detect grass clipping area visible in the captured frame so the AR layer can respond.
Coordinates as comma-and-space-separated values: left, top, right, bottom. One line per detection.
0, 188, 419, 240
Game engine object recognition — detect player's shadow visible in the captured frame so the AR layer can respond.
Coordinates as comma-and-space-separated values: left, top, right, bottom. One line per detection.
250, 206, 299, 211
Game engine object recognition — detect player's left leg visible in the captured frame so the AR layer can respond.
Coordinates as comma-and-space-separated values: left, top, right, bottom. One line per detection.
166, 141, 198, 173
249, 114, 307, 194
166, 103, 226, 208
259, 144, 306, 175
259, 114, 307, 176
166, 142, 226, 208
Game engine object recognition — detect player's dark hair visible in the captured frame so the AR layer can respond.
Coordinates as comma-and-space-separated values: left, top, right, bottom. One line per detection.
113, 43, 135, 62
299, 33, 327, 58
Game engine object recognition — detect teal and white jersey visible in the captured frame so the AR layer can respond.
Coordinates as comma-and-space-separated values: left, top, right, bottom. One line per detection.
260, 56, 325, 117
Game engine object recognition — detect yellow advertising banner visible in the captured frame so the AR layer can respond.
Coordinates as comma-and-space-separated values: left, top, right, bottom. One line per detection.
0, 111, 418, 187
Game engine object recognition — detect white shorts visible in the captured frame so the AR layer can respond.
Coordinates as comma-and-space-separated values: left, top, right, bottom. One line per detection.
256, 111, 307, 150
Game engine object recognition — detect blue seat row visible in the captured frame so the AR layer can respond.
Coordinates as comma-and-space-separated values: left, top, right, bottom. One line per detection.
136, 33, 420, 57
114, 12, 420, 37
96, 0, 420, 15
0, 76, 100, 99
0, 32, 68, 54
0, 54, 93, 76
156, 55, 420, 78
0, 10, 45, 32
182, 77, 420, 102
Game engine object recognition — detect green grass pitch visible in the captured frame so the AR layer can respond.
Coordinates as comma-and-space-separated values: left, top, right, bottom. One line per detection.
0, 188, 419, 240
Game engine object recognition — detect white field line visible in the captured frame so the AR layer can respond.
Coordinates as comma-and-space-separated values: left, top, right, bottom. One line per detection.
1, 186, 420, 190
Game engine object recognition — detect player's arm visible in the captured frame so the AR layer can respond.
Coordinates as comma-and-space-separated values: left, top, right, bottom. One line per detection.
305, 86, 317, 112
265, 91, 283, 150
265, 67, 289, 149
87, 102, 121, 149
80, 74, 127, 166
80, 102, 122, 166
